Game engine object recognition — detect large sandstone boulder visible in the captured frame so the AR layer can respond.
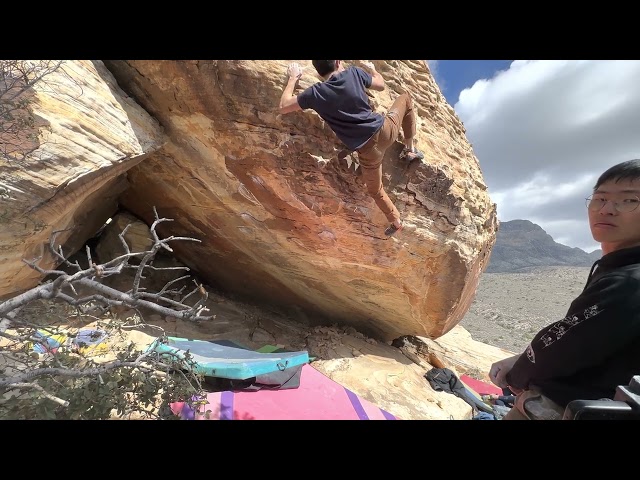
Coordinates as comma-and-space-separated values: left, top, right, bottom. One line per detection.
94, 212, 154, 263
0, 60, 165, 299
102, 60, 497, 342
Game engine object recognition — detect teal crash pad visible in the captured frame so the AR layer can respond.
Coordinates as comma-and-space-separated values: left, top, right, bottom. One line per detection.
147, 337, 309, 380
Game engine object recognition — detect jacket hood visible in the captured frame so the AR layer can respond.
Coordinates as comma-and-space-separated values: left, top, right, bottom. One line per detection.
598, 245, 640, 270
584, 245, 640, 289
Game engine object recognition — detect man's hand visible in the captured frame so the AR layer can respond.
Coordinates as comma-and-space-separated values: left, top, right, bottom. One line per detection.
279, 63, 304, 115
361, 61, 384, 91
489, 354, 521, 389
287, 62, 303, 81
360, 61, 376, 73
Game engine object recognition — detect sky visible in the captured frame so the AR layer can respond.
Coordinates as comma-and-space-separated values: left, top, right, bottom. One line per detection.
427, 60, 640, 253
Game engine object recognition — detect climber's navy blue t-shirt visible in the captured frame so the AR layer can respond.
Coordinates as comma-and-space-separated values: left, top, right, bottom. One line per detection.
297, 66, 384, 151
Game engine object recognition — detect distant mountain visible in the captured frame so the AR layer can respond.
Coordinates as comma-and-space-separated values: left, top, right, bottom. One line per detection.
486, 219, 602, 273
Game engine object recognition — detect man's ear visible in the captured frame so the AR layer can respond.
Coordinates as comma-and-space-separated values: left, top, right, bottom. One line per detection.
335, 60, 341, 70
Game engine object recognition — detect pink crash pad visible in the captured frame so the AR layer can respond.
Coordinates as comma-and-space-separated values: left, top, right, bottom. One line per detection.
460, 374, 503, 396
171, 364, 397, 420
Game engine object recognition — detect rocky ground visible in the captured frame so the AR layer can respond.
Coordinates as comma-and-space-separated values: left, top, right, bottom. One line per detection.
3, 251, 593, 419
460, 265, 593, 353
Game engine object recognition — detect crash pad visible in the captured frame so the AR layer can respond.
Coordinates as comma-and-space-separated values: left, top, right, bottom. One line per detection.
147, 336, 309, 379
460, 375, 503, 396
170, 364, 397, 420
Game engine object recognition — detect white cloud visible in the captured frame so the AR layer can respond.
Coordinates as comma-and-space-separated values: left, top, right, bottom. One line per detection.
454, 60, 640, 251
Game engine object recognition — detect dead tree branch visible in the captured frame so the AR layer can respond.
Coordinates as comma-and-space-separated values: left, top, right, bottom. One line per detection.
0, 207, 214, 417
1, 209, 214, 326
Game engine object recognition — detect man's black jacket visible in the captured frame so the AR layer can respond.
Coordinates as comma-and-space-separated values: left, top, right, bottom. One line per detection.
506, 245, 640, 407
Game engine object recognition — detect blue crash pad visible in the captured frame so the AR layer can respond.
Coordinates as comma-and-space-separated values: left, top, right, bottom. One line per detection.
147, 337, 309, 380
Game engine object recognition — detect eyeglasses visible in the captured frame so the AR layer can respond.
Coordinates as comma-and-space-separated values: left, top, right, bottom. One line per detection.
585, 194, 640, 213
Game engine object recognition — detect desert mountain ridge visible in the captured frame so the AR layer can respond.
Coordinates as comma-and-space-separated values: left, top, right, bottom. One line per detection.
486, 219, 602, 273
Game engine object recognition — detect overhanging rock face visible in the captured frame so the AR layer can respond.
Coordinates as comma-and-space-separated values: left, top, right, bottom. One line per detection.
104, 60, 498, 341
0, 61, 165, 299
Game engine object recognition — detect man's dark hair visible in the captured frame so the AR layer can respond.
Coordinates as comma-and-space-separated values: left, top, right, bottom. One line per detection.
312, 60, 337, 77
594, 159, 640, 191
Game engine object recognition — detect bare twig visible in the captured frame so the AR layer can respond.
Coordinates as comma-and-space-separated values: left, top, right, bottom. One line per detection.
0, 207, 212, 416
0, 360, 155, 390
1, 61, 68, 162
9, 382, 70, 407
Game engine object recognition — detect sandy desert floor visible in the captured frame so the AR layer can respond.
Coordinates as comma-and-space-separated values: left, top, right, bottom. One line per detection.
460, 265, 593, 353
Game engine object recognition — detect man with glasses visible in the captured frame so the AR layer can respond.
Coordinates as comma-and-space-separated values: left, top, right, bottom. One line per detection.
489, 159, 640, 420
